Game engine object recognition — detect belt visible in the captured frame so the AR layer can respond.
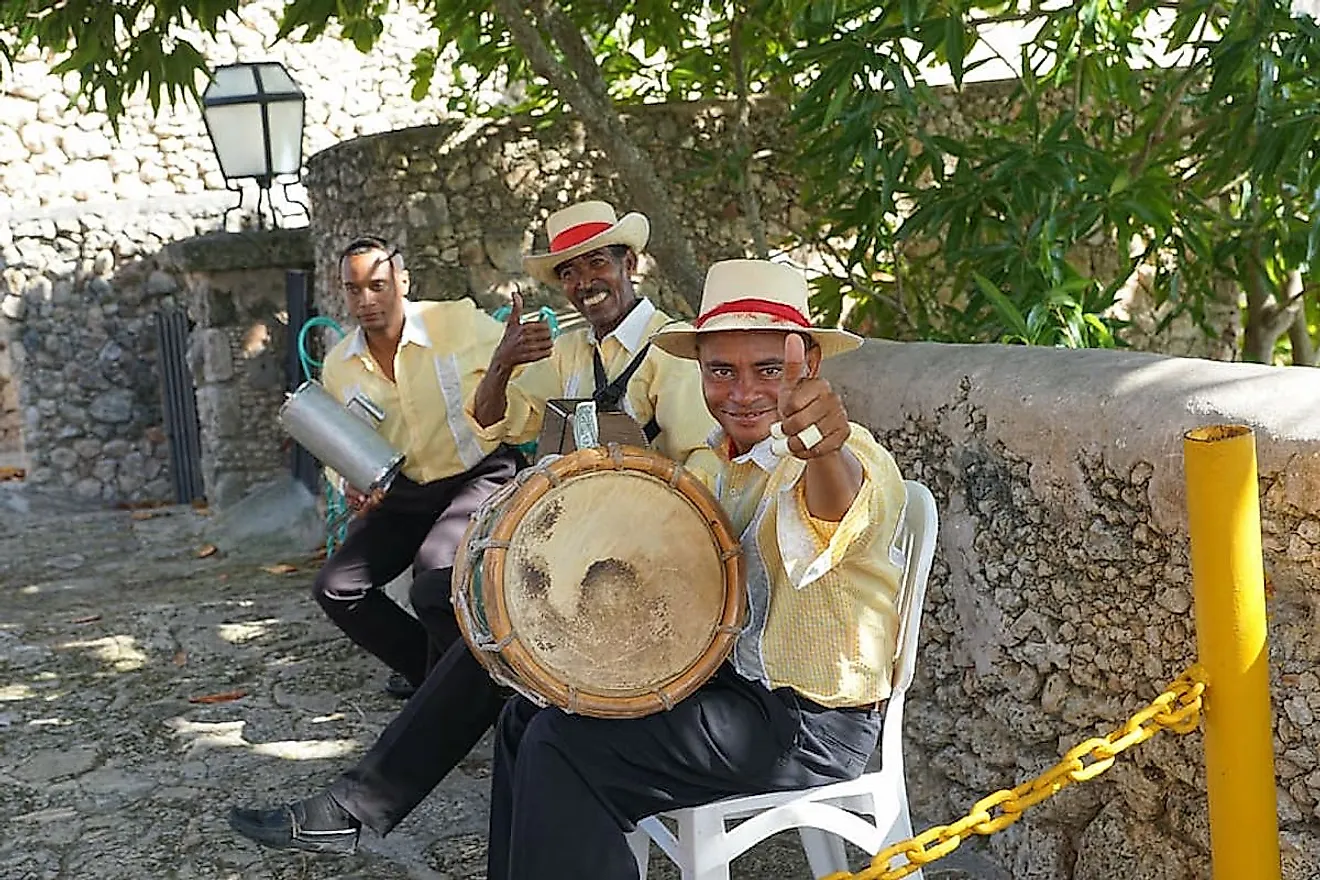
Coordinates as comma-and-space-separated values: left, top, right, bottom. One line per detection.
792, 692, 887, 716
832, 699, 886, 716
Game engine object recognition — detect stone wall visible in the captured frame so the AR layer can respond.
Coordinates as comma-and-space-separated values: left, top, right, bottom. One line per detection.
824, 343, 1320, 879
0, 313, 18, 459
302, 105, 806, 326
0, 210, 217, 503
0, 0, 507, 500
171, 230, 314, 508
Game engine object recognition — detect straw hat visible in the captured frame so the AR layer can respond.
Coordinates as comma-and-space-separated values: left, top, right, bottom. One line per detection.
652, 259, 862, 359
522, 200, 650, 286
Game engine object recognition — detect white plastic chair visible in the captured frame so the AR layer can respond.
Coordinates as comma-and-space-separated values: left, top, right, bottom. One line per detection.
627, 479, 939, 880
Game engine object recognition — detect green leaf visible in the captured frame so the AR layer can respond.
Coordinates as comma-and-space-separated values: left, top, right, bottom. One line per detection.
973, 272, 1031, 340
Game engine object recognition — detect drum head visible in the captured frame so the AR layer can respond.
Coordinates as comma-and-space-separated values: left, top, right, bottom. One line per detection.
502, 467, 728, 698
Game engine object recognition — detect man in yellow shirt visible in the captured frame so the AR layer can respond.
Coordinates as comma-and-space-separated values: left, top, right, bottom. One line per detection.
310, 236, 520, 694
469, 199, 716, 469
227, 210, 717, 856
485, 259, 910, 880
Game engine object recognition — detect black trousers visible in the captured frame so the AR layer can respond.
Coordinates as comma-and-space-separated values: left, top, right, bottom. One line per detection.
327, 574, 507, 835
311, 449, 517, 686
487, 664, 882, 880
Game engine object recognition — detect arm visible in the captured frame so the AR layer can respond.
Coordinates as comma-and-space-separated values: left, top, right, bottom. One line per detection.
777, 427, 906, 591
777, 334, 861, 521
801, 447, 864, 522
472, 359, 517, 428
472, 292, 553, 429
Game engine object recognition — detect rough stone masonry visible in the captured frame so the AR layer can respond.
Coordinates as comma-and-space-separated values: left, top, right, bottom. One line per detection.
826, 340, 1320, 880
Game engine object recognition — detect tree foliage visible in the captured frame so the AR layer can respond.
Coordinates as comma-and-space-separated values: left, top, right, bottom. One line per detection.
3, 1, 1318, 361
789, 1, 1320, 361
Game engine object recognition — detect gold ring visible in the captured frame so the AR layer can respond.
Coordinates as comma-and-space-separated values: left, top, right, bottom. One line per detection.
797, 424, 824, 450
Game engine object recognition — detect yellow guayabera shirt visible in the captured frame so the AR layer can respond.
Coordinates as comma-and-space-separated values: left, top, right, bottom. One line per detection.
468, 298, 718, 468
322, 300, 505, 486
687, 424, 907, 708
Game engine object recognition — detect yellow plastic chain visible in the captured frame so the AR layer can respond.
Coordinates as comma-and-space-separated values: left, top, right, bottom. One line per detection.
824, 664, 1209, 880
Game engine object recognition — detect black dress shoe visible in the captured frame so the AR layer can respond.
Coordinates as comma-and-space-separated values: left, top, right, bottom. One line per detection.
384, 672, 417, 699
228, 793, 361, 855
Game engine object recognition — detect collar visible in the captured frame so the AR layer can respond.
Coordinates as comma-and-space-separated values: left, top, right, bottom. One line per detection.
342, 301, 431, 360
587, 298, 656, 354
708, 428, 781, 474
399, 301, 432, 348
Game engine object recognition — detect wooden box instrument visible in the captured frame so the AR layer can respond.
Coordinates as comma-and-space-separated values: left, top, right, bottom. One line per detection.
535, 398, 649, 461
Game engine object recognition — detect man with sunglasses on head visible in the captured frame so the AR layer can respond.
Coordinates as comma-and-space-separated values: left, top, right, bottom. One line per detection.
311, 236, 521, 699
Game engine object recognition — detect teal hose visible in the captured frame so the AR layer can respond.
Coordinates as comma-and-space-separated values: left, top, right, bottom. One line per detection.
297, 317, 350, 557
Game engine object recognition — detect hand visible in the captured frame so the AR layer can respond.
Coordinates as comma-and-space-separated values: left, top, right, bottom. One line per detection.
345, 485, 386, 518
776, 333, 850, 459
493, 292, 553, 371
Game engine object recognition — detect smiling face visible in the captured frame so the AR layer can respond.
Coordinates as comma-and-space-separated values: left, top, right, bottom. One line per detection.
554, 246, 639, 338
696, 330, 822, 455
341, 247, 409, 337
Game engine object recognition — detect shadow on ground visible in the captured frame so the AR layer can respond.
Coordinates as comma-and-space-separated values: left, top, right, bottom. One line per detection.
0, 489, 1005, 879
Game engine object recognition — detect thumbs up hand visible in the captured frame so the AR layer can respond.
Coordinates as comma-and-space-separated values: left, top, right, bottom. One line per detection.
772, 333, 849, 459
493, 291, 554, 371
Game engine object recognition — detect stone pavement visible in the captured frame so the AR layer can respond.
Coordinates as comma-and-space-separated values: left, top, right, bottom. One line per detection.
0, 483, 1006, 880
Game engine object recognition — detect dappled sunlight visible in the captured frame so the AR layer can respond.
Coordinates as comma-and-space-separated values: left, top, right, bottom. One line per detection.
56, 635, 148, 671
216, 618, 281, 644
165, 716, 359, 761
252, 739, 358, 760
168, 718, 247, 752
242, 322, 271, 357
0, 683, 35, 701
28, 717, 72, 728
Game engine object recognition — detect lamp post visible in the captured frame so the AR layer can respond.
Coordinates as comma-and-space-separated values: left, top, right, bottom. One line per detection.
201, 61, 307, 229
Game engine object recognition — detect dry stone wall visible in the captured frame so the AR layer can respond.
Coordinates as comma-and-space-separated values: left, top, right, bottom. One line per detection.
302, 104, 805, 327
0, 0, 495, 501
170, 230, 314, 508
825, 343, 1320, 879
1, 210, 216, 503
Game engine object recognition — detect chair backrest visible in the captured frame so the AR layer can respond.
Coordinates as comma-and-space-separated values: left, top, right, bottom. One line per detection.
890, 480, 939, 696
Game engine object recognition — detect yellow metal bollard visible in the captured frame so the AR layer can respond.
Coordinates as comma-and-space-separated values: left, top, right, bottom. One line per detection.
1183, 424, 1281, 880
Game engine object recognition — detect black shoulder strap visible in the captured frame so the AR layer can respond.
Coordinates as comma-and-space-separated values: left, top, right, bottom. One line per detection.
591, 343, 651, 412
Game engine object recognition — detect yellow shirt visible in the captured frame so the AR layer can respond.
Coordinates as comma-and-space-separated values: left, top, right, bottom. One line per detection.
469, 298, 717, 468
322, 300, 505, 485
688, 424, 907, 708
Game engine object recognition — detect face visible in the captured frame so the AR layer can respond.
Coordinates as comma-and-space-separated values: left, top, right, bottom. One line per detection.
698, 330, 822, 454
554, 247, 638, 337
341, 248, 409, 336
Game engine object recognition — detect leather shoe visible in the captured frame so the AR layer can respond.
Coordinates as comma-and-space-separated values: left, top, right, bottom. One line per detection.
228, 793, 361, 855
384, 672, 417, 699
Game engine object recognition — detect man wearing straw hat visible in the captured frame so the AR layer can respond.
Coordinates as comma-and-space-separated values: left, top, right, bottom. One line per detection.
485, 258, 909, 880
468, 199, 716, 468
226, 206, 717, 856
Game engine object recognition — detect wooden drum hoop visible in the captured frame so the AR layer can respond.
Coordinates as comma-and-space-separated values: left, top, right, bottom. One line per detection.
452, 444, 745, 718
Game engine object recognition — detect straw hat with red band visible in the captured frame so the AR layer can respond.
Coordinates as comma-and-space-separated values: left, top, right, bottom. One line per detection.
651, 259, 862, 360
523, 200, 650, 286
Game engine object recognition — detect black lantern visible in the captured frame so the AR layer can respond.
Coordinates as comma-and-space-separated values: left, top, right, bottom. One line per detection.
202, 61, 307, 229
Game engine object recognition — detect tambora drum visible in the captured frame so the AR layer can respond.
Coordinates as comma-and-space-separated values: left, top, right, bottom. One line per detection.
453, 444, 745, 718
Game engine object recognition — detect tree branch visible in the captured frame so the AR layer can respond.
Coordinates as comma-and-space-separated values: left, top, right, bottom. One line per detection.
731, 7, 769, 259
490, 0, 706, 313
1287, 304, 1317, 366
